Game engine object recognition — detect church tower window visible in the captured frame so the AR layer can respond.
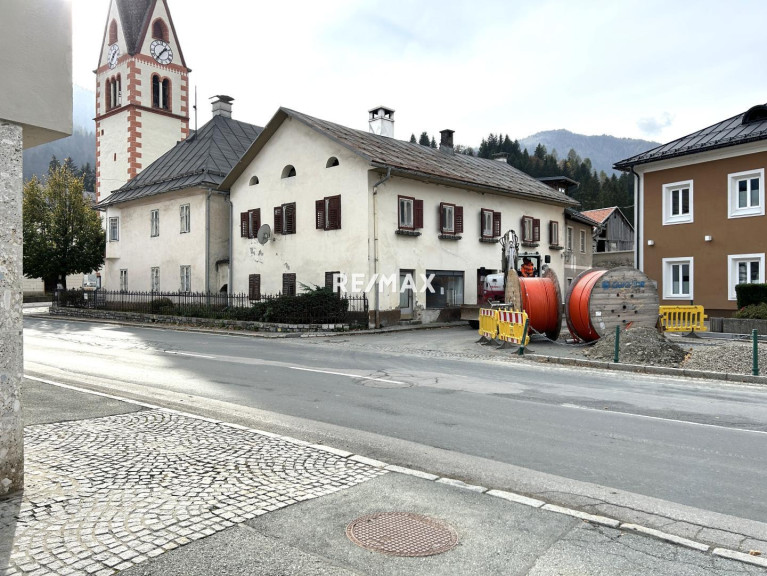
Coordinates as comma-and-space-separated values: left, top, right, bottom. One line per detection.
152, 75, 171, 110
152, 19, 169, 41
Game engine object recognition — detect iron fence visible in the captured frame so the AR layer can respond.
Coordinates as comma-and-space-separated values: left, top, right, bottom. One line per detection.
53, 289, 369, 326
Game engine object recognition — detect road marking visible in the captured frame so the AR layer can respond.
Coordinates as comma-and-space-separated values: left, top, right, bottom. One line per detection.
164, 350, 217, 359
560, 403, 767, 435
289, 366, 406, 385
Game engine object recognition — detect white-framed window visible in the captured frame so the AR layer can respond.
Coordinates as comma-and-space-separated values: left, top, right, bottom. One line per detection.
728, 168, 764, 218
662, 257, 693, 300
151, 267, 160, 292
727, 253, 765, 300
119, 269, 128, 291
549, 221, 559, 245
150, 209, 159, 237
109, 217, 119, 241
566, 226, 573, 251
180, 265, 191, 292
579, 229, 586, 253
180, 204, 190, 233
662, 180, 693, 225
399, 196, 414, 229
441, 203, 455, 233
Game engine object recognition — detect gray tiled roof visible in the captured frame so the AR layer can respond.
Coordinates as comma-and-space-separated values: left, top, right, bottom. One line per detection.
614, 104, 767, 170
98, 115, 262, 208
223, 108, 578, 207
115, 0, 152, 55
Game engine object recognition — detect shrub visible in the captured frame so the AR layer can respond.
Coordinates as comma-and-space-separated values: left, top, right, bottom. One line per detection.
735, 303, 767, 320
150, 297, 175, 314
735, 283, 767, 308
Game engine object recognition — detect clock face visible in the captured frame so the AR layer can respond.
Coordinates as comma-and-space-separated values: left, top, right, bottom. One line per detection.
150, 40, 173, 65
107, 44, 120, 69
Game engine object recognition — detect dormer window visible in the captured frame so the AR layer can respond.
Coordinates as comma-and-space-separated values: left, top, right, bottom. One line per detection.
281, 165, 296, 178
109, 20, 118, 45
152, 19, 169, 41
326, 157, 339, 168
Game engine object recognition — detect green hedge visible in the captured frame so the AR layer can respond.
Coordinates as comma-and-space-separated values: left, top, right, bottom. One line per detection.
735, 283, 767, 308
735, 303, 767, 320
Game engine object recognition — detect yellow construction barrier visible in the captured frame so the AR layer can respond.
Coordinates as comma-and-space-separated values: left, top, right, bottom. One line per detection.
659, 305, 708, 333
496, 310, 531, 346
478, 308, 498, 340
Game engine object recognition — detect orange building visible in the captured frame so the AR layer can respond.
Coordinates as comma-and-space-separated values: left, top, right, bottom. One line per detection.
615, 104, 767, 316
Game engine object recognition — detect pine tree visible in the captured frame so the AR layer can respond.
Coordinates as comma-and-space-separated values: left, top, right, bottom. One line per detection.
409, 134, 417, 143
418, 132, 430, 146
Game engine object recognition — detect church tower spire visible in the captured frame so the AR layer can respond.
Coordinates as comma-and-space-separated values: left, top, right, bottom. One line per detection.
95, 0, 190, 202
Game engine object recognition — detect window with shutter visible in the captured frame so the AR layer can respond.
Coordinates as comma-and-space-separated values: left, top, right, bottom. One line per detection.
549, 221, 559, 245
521, 216, 534, 242
248, 274, 261, 300
398, 196, 414, 229
282, 273, 296, 296
325, 271, 341, 293
240, 212, 249, 238
439, 202, 459, 234
284, 202, 296, 234
248, 208, 260, 238
326, 195, 341, 230
315, 200, 325, 229
414, 199, 424, 229
274, 206, 283, 234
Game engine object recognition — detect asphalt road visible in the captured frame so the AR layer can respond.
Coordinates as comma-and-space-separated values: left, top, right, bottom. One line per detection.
22, 316, 767, 525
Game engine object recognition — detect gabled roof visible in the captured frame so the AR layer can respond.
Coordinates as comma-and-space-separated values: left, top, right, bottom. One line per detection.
98, 115, 262, 208
614, 103, 767, 170
565, 207, 601, 227
580, 207, 617, 224
222, 108, 578, 207
115, 0, 153, 55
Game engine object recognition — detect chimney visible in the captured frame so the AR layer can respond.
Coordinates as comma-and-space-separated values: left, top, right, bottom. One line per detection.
492, 152, 509, 163
211, 95, 234, 118
369, 106, 395, 138
439, 129, 454, 154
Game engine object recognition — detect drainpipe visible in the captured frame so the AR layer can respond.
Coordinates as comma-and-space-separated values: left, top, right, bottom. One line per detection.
372, 167, 391, 327
630, 166, 641, 270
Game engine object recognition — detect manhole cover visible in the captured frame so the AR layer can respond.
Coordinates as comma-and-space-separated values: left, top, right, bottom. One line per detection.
346, 512, 458, 557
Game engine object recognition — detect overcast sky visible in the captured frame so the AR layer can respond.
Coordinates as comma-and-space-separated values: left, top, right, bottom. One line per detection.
73, 0, 766, 148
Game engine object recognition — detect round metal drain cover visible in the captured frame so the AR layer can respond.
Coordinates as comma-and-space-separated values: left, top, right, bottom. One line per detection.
346, 512, 458, 557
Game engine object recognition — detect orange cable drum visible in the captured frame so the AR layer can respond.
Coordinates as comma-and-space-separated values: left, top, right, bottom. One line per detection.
517, 270, 562, 340
566, 269, 606, 343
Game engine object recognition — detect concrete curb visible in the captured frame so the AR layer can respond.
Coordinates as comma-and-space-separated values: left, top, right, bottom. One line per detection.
24, 375, 765, 569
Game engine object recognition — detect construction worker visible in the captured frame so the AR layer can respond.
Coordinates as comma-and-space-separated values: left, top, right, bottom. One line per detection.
520, 257, 535, 277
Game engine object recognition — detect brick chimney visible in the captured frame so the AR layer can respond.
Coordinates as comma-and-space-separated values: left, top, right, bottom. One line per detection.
211, 95, 234, 118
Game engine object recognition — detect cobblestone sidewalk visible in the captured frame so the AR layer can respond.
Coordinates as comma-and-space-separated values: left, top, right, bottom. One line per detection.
0, 410, 384, 576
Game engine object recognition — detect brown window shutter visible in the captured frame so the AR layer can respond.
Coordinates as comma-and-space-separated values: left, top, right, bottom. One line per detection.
248, 274, 261, 300
327, 195, 341, 230
316, 199, 325, 229
248, 209, 260, 238
285, 202, 296, 234
439, 202, 446, 233
455, 205, 463, 234
240, 212, 249, 238
274, 206, 283, 234
533, 218, 540, 242
282, 273, 296, 296
414, 199, 424, 229
493, 211, 501, 237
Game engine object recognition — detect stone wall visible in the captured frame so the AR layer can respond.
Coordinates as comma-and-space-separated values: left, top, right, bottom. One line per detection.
0, 121, 24, 497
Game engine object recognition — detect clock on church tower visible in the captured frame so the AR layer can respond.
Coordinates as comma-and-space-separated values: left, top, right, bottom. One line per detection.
95, 0, 190, 203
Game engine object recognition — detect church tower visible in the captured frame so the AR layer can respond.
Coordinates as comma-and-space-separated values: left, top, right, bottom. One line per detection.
95, 0, 189, 202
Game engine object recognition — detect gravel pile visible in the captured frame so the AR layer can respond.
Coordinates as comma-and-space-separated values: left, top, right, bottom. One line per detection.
681, 340, 767, 375
583, 326, 689, 367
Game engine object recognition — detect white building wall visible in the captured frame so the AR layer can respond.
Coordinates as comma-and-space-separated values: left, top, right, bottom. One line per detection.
104, 189, 210, 292
230, 118, 570, 323
230, 118, 371, 295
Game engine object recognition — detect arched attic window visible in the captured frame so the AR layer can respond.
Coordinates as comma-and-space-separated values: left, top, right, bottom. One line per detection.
109, 20, 118, 44
249, 176, 259, 186
152, 19, 169, 41
326, 157, 340, 168
281, 165, 296, 178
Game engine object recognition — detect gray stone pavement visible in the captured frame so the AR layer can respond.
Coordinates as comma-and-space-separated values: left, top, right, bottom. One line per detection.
1, 378, 766, 575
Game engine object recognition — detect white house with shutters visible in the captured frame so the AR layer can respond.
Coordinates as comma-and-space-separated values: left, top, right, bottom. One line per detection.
221, 107, 579, 326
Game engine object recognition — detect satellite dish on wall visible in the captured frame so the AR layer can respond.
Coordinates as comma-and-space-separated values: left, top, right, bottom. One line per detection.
257, 224, 272, 245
